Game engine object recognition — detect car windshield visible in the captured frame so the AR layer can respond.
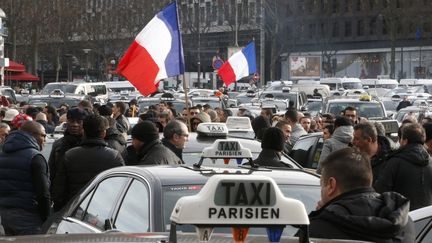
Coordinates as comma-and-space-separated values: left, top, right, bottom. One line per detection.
163, 184, 320, 236
382, 100, 398, 112
192, 99, 221, 109
342, 82, 362, 89
307, 100, 322, 114
328, 102, 384, 118
41, 83, 78, 95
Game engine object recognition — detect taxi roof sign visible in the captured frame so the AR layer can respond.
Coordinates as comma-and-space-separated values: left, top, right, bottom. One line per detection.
201, 139, 253, 159
226, 117, 253, 132
196, 123, 228, 137
169, 175, 309, 242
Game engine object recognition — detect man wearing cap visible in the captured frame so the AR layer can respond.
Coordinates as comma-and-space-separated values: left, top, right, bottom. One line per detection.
130, 121, 182, 165
0, 121, 50, 235
3, 109, 19, 127
48, 108, 89, 184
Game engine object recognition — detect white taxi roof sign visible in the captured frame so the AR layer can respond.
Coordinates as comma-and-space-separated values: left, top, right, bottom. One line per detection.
196, 123, 228, 137
226, 117, 253, 132
170, 175, 309, 226
201, 139, 253, 159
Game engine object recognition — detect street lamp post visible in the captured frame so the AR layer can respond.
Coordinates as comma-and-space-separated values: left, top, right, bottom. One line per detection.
82, 49, 91, 82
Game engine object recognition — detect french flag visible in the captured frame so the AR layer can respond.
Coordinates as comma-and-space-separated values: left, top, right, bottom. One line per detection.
117, 2, 184, 96
217, 42, 256, 87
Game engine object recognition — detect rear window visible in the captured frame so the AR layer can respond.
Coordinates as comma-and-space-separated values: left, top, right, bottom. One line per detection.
163, 184, 320, 236
41, 83, 77, 95
327, 102, 384, 118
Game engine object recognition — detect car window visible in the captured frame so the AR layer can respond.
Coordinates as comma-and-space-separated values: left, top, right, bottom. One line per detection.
82, 177, 128, 230
291, 136, 318, 168
415, 217, 432, 238
115, 179, 150, 232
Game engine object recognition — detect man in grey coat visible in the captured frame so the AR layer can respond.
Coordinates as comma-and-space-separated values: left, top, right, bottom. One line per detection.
318, 116, 353, 173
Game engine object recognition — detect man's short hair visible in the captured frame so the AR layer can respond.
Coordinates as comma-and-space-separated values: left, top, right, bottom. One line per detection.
322, 113, 334, 122
115, 101, 127, 114
321, 147, 372, 193
284, 109, 298, 123
343, 106, 357, 114
261, 108, 273, 117
163, 120, 186, 139
223, 109, 233, 118
83, 114, 106, 139
275, 120, 290, 129
354, 122, 377, 143
334, 116, 352, 128
401, 123, 426, 145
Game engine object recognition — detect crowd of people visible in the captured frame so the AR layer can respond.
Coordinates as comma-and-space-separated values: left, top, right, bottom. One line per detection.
0, 93, 429, 242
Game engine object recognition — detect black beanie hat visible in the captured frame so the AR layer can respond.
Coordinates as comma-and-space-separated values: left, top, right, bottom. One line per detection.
261, 127, 285, 152
131, 120, 159, 143
67, 108, 89, 120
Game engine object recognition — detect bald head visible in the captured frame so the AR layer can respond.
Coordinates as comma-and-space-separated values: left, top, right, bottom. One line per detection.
20, 121, 46, 150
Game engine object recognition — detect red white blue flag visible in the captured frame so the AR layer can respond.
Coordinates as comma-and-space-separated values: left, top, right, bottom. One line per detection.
218, 42, 257, 86
117, 2, 184, 96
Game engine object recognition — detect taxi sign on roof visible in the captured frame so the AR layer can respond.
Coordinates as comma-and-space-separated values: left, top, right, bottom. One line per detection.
196, 123, 228, 137
226, 117, 253, 132
170, 175, 309, 242
201, 139, 252, 159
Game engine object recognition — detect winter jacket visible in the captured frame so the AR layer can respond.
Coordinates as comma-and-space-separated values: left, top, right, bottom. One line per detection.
289, 123, 307, 146
318, 125, 353, 172
308, 187, 415, 242
370, 135, 392, 183
252, 149, 291, 168
0, 131, 43, 211
162, 138, 183, 161
51, 138, 124, 211
48, 130, 82, 183
115, 114, 131, 135
374, 143, 432, 210
105, 127, 127, 159
137, 140, 183, 165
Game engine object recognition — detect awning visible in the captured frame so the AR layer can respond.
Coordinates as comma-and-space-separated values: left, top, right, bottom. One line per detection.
5, 61, 25, 72
5, 72, 39, 81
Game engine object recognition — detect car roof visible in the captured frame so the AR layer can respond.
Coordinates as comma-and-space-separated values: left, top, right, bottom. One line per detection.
409, 205, 432, 221
94, 165, 320, 188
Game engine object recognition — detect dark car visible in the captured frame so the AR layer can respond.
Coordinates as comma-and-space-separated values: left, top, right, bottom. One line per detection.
44, 165, 320, 235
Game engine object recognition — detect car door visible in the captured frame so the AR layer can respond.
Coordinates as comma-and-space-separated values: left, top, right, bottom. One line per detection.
290, 135, 320, 168
55, 176, 129, 234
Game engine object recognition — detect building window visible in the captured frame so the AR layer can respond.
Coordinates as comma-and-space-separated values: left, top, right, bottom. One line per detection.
332, 22, 339, 37
357, 20, 364, 36
369, 18, 376, 35
345, 21, 352, 37
308, 23, 316, 38
332, 0, 338, 13
356, 0, 362, 11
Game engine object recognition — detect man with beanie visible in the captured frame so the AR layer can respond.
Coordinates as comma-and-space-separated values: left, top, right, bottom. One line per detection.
374, 123, 432, 210
0, 121, 50, 235
130, 121, 182, 165
252, 127, 291, 168
51, 115, 124, 211
48, 108, 89, 184
318, 116, 353, 173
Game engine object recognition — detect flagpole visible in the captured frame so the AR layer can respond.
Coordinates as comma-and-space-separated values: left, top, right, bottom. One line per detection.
182, 74, 192, 132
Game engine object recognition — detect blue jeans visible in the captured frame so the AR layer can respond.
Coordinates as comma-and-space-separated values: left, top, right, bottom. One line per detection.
0, 208, 42, 235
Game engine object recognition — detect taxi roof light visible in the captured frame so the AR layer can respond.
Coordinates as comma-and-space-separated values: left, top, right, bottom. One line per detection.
169, 175, 310, 243
226, 117, 253, 132
196, 123, 228, 137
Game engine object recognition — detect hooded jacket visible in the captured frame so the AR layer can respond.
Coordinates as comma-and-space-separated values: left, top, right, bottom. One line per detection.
374, 143, 432, 210
105, 127, 127, 159
309, 187, 415, 242
318, 125, 353, 171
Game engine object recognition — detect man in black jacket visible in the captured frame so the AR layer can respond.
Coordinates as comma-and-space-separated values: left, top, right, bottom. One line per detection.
253, 127, 291, 168
308, 147, 414, 242
130, 121, 182, 165
374, 123, 432, 210
0, 121, 50, 235
48, 108, 89, 183
352, 122, 391, 183
51, 115, 124, 211
162, 120, 189, 162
